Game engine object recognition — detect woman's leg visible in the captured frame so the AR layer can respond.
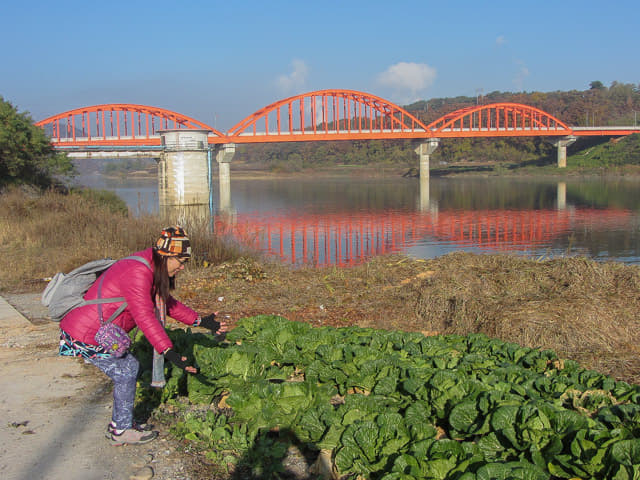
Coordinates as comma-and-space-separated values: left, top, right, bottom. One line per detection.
89, 353, 139, 430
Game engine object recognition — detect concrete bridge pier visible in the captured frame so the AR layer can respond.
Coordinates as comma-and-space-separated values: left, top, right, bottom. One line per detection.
550, 136, 577, 168
215, 143, 236, 214
414, 139, 440, 179
157, 129, 211, 207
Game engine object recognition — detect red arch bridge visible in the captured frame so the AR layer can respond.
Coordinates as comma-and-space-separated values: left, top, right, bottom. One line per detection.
36, 89, 640, 149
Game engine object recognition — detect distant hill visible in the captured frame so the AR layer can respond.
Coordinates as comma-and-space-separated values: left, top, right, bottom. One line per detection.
70, 157, 157, 177
405, 81, 639, 128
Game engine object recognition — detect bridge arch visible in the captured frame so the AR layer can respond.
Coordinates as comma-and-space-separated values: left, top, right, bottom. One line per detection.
36, 104, 224, 146
225, 89, 430, 143
425, 102, 572, 137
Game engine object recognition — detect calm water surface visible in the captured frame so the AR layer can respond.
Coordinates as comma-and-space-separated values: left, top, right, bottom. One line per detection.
78, 175, 640, 266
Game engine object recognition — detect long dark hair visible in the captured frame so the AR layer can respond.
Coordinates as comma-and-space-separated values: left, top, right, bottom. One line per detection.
152, 249, 175, 302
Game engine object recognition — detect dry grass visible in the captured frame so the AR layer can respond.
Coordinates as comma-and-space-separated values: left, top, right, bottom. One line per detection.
0, 187, 244, 292
408, 253, 640, 383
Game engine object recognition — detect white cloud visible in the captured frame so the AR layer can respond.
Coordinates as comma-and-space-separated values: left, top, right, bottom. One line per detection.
276, 59, 309, 94
496, 35, 506, 46
376, 62, 437, 102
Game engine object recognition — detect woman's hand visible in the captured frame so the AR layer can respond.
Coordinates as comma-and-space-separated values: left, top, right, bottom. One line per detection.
216, 315, 231, 334
199, 312, 231, 334
164, 349, 199, 374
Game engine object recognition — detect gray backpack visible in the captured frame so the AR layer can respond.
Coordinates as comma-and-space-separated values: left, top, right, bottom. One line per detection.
42, 256, 151, 322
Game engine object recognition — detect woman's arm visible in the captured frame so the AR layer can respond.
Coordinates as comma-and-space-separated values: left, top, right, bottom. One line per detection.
166, 295, 199, 325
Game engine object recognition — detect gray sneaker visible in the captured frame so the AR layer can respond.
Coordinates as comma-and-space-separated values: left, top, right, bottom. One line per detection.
105, 421, 153, 439
109, 428, 158, 446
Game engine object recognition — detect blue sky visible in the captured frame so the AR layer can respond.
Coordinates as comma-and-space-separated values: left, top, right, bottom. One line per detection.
2, 0, 638, 130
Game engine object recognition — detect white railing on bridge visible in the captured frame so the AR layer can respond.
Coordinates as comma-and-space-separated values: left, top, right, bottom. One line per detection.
572, 126, 640, 131
236, 128, 429, 136
65, 151, 162, 159
51, 135, 162, 144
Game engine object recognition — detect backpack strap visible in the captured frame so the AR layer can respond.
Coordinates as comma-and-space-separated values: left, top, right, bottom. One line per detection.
95, 256, 152, 325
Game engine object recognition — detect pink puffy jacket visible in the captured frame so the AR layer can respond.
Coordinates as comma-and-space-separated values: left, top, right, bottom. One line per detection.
60, 248, 198, 354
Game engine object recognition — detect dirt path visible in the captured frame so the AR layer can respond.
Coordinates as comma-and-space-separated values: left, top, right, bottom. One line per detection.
0, 294, 193, 480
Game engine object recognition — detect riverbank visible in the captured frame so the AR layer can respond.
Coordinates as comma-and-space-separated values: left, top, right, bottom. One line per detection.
3, 251, 640, 479
97, 159, 640, 182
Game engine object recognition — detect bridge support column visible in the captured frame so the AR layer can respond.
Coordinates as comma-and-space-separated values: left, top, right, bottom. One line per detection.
157, 129, 211, 207
414, 139, 439, 179
215, 143, 236, 214
550, 136, 576, 168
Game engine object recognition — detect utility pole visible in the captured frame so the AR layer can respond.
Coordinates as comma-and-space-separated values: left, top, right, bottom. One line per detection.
475, 88, 483, 129
476, 88, 483, 105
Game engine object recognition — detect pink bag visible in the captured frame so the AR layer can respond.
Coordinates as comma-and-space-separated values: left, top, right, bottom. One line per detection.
93, 262, 133, 357
94, 323, 131, 357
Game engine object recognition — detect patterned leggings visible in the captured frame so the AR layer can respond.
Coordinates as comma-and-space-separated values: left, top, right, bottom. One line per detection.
89, 353, 139, 430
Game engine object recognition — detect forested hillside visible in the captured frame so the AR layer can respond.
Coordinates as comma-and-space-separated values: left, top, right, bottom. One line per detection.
234, 82, 640, 171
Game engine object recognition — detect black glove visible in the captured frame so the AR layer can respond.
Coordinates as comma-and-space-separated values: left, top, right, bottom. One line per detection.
164, 349, 198, 373
199, 314, 220, 333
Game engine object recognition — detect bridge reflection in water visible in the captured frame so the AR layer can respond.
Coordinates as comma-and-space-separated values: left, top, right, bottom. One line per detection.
154, 175, 633, 267
210, 206, 632, 267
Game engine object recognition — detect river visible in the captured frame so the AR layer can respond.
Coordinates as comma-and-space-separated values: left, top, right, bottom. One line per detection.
75, 173, 640, 266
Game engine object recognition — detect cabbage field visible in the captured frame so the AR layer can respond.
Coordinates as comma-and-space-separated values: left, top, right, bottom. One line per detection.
134, 316, 640, 479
